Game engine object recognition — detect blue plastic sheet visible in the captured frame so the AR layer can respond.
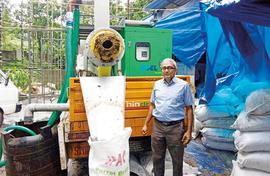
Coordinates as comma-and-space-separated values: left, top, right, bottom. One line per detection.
199, 1, 270, 106
154, 0, 205, 66
146, 0, 270, 107
199, 4, 237, 103
206, 0, 270, 27
184, 139, 235, 175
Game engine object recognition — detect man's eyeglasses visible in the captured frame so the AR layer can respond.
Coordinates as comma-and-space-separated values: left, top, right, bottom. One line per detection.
161, 66, 176, 71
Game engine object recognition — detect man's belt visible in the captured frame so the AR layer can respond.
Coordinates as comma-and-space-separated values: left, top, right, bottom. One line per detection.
155, 118, 183, 126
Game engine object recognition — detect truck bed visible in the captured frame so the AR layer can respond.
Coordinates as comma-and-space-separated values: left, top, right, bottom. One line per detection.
66, 76, 191, 159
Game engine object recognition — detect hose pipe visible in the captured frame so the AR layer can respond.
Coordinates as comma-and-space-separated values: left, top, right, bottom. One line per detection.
48, 7, 79, 126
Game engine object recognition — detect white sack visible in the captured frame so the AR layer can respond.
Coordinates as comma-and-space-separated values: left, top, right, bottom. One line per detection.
80, 76, 125, 141
231, 160, 270, 176
88, 128, 132, 176
233, 130, 270, 152
193, 118, 203, 139
237, 152, 270, 173
203, 118, 236, 129
201, 128, 235, 142
245, 89, 270, 116
201, 136, 236, 151
195, 104, 235, 122
231, 111, 270, 131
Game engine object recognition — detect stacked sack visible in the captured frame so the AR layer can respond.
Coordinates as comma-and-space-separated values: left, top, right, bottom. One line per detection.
195, 87, 241, 151
231, 89, 270, 175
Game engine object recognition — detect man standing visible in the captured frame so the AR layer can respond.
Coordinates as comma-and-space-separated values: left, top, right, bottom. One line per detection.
142, 58, 194, 176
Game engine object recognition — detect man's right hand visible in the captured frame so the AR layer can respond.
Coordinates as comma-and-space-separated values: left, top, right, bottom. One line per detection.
142, 124, 147, 135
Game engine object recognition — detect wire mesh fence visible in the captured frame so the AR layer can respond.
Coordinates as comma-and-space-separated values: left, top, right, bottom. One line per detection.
0, 1, 68, 104
0, 0, 150, 104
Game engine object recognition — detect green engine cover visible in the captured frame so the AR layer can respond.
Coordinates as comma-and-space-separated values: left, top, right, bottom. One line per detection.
121, 26, 172, 76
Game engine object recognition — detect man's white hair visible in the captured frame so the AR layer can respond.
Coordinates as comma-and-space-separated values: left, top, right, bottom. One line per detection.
160, 58, 177, 69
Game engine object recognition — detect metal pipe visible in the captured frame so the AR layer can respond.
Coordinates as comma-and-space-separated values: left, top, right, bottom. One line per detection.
125, 20, 153, 27
24, 103, 69, 123
117, 59, 122, 76
27, 30, 32, 104
72, 7, 80, 67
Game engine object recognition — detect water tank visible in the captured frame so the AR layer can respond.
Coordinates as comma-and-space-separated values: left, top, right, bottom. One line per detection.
2, 122, 62, 176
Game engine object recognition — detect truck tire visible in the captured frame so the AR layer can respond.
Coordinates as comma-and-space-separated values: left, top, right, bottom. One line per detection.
67, 158, 89, 176
130, 154, 150, 176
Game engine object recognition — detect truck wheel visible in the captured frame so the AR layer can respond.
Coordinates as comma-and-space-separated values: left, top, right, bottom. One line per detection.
0, 109, 3, 127
130, 154, 150, 176
67, 158, 88, 176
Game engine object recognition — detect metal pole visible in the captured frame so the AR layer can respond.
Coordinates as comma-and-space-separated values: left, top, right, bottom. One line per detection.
27, 2, 33, 104
20, 4, 24, 63
0, 1, 3, 62
127, 0, 130, 19
60, 4, 63, 89
50, 30, 53, 101
41, 37, 45, 103
28, 30, 32, 104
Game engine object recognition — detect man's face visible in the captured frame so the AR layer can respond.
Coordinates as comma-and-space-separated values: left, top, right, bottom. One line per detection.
160, 61, 177, 81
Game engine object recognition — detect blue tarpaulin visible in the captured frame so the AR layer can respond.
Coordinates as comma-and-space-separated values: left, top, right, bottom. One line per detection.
206, 0, 270, 27
153, 0, 205, 66
146, 0, 270, 107
200, 0, 270, 105
185, 139, 235, 175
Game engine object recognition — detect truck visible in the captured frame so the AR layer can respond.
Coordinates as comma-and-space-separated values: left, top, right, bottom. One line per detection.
58, 13, 192, 175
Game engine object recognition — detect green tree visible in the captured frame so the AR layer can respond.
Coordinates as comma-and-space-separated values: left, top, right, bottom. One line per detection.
110, 0, 152, 24
3, 62, 30, 92
129, 0, 153, 20
3, 0, 67, 92
2, 1, 21, 50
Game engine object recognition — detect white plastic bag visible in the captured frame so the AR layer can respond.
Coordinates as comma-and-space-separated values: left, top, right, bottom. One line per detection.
195, 104, 235, 122
201, 128, 235, 142
202, 118, 236, 129
245, 89, 270, 115
193, 118, 203, 139
231, 112, 270, 131
233, 130, 270, 152
201, 136, 236, 151
80, 76, 126, 141
231, 160, 270, 176
88, 127, 132, 176
237, 152, 270, 173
